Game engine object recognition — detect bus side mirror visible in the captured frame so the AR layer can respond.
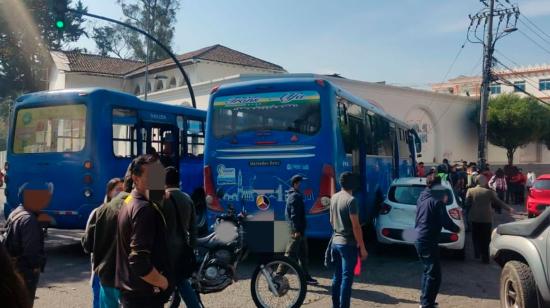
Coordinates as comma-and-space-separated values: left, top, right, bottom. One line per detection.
417, 153, 422, 158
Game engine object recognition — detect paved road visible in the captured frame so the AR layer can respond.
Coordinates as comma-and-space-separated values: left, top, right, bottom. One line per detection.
1, 190, 522, 307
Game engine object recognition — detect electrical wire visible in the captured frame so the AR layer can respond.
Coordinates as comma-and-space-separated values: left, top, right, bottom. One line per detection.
518, 18, 550, 48
518, 29, 550, 56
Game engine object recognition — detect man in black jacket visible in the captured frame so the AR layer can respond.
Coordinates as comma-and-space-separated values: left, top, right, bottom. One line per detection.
281, 174, 317, 285
115, 155, 171, 308
415, 175, 460, 308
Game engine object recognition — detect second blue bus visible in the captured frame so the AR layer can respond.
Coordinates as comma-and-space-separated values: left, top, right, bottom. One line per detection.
204, 78, 421, 239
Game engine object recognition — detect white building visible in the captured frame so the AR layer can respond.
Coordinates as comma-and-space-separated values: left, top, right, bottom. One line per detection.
46, 45, 549, 168
432, 65, 550, 167
49, 44, 287, 106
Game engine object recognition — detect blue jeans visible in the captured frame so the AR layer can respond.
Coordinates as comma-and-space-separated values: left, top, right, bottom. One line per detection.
92, 274, 100, 308
331, 244, 358, 308
415, 241, 441, 308
176, 278, 200, 308
99, 284, 120, 308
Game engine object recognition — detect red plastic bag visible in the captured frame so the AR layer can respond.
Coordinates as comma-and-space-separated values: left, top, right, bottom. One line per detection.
354, 254, 361, 276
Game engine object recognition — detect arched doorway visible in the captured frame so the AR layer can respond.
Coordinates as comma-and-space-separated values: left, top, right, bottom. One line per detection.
405, 107, 437, 164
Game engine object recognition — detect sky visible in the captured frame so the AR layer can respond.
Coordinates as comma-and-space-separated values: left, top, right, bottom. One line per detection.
78, 0, 550, 88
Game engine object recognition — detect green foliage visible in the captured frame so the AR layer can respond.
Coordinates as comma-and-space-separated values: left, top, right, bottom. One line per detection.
92, 0, 180, 61
487, 93, 550, 164
0, 0, 87, 150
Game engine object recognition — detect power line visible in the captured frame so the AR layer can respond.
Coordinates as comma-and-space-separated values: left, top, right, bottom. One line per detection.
495, 75, 550, 107
493, 53, 544, 90
521, 15, 550, 41
518, 18, 550, 48
518, 29, 550, 56
492, 59, 550, 107
492, 56, 545, 93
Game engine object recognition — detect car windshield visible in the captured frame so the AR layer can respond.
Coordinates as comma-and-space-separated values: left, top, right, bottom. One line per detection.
388, 184, 454, 205
534, 180, 550, 190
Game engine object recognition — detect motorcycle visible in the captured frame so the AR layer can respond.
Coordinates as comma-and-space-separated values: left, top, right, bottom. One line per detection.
171, 205, 307, 308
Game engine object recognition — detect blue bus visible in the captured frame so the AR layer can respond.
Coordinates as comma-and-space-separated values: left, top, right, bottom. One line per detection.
4, 88, 206, 229
204, 78, 421, 239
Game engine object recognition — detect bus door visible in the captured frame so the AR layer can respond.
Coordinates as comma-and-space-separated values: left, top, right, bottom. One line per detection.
139, 111, 179, 169
177, 116, 205, 195
347, 115, 368, 225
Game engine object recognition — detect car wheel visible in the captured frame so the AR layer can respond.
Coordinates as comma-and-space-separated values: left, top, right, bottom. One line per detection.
500, 261, 538, 308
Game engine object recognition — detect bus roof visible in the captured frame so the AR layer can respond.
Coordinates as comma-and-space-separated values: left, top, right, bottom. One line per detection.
213, 77, 411, 129
15, 88, 205, 118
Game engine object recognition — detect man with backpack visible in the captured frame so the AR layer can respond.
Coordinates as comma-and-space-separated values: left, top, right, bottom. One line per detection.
162, 166, 200, 308
1, 182, 52, 306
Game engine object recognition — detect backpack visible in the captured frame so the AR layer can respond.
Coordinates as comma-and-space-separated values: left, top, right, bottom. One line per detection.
0, 209, 28, 255
166, 194, 197, 279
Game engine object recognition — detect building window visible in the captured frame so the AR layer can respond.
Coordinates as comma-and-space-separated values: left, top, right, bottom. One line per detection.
513, 81, 525, 92
134, 85, 141, 95
490, 83, 501, 94
540, 79, 550, 91
155, 80, 164, 91
168, 77, 177, 88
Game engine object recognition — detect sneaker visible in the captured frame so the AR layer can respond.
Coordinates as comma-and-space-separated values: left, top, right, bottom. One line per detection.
306, 277, 319, 285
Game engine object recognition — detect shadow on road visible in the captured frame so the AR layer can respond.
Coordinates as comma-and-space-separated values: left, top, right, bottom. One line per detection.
303, 208, 523, 304
39, 229, 90, 287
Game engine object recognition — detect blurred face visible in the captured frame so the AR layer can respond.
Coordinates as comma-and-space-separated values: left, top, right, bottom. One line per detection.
109, 182, 124, 199
132, 161, 166, 202
293, 181, 301, 190
23, 189, 52, 213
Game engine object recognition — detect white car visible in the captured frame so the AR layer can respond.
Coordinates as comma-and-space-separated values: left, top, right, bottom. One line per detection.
375, 177, 466, 258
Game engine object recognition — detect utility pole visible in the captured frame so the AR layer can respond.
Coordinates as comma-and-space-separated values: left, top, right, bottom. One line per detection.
478, 0, 495, 170
56, 4, 197, 108
467, 0, 519, 170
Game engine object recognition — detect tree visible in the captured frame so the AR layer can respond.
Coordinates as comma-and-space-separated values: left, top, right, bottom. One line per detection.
0, 0, 87, 150
92, 25, 133, 58
92, 0, 180, 61
487, 94, 550, 165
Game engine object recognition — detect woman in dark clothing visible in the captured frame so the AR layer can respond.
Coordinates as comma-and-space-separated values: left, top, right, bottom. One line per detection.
0, 243, 31, 308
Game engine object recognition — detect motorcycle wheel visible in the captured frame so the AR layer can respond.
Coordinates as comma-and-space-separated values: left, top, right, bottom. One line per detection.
250, 255, 307, 308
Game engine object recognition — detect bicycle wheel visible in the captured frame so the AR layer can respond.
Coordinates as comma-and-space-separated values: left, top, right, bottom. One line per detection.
250, 255, 307, 308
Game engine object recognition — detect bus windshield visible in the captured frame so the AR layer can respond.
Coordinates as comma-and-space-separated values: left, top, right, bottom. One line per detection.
13, 104, 87, 153
212, 90, 321, 138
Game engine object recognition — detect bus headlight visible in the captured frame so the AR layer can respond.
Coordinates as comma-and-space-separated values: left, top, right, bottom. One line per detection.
321, 196, 331, 207
84, 189, 92, 198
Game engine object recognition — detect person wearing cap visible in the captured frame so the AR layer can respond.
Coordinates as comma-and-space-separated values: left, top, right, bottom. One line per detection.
2, 181, 52, 306
282, 174, 318, 285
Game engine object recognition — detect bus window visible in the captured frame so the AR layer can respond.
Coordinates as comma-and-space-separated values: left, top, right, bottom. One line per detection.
397, 127, 410, 159
13, 105, 86, 153
113, 124, 137, 158
369, 114, 393, 156
112, 108, 137, 158
178, 116, 204, 157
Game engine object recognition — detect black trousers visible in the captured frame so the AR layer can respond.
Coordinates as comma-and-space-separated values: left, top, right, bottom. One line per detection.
472, 222, 492, 262
18, 267, 40, 306
120, 294, 166, 308
277, 234, 310, 277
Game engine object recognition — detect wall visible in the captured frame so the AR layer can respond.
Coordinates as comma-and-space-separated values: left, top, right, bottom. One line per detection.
65, 73, 125, 91
48, 63, 66, 90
